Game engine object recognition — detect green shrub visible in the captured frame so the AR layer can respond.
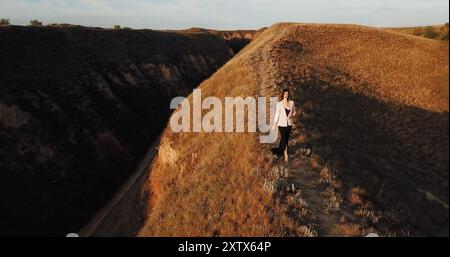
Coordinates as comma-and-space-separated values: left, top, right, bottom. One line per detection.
443, 23, 449, 41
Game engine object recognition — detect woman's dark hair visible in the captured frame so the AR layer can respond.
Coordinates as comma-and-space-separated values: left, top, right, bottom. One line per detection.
279, 88, 290, 101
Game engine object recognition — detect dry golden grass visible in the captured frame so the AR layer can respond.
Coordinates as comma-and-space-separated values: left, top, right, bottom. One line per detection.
138, 56, 309, 236
265, 23, 448, 236
349, 187, 365, 206
319, 165, 332, 182
310, 158, 321, 170
387, 24, 449, 41
332, 223, 365, 237
269, 23, 449, 112
139, 23, 449, 237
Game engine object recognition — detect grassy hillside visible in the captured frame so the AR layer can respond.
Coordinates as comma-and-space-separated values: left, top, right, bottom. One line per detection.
139, 23, 449, 236
0, 25, 233, 236
387, 24, 449, 41
138, 29, 317, 236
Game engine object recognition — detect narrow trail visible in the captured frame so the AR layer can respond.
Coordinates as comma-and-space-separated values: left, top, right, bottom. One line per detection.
247, 27, 349, 237
77, 135, 161, 237
285, 124, 362, 236
286, 153, 342, 236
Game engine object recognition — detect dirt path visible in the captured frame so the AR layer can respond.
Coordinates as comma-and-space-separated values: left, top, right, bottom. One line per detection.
77, 135, 161, 237
248, 29, 343, 237
287, 154, 342, 236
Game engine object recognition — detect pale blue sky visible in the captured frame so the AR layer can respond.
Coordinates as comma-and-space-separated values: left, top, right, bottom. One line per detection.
0, 0, 448, 29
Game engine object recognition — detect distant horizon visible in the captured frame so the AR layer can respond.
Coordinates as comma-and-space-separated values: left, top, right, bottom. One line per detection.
1, 21, 449, 31
0, 0, 448, 30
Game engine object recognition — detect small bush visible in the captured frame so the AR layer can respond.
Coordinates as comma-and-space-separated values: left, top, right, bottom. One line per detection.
114, 25, 121, 29
270, 164, 288, 178
297, 225, 318, 237
30, 19, 43, 26
49, 23, 76, 28
293, 191, 309, 208
0, 18, 10, 25
443, 23, 449, 41
424, 26, 438, 39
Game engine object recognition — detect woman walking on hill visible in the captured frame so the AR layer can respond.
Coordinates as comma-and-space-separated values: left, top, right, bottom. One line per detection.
272, 88, 296, 163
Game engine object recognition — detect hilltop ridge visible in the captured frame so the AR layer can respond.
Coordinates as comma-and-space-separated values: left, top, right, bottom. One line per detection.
139, 23, 449, 236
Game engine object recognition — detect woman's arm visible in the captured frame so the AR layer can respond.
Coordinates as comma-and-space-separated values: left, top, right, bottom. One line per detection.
289, 101, 296, 118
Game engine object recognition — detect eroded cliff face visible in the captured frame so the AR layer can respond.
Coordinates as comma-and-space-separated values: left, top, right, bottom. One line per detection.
219, 30, 261, 40
184, 28, 265, 54
218, 30, 265, 54
0, 26, 233, 236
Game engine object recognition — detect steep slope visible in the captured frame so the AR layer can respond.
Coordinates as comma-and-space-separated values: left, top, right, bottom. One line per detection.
139, 23, 449, 236
0, 25, 233, 236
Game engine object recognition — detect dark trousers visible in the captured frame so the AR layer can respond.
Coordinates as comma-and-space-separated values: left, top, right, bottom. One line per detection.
272, 126, 292, 156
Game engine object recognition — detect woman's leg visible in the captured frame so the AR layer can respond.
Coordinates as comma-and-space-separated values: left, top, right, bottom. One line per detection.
272, 127, 286, 156
278, 126, 286, 155
277, 126, 289, 161
284, 126, 292, 162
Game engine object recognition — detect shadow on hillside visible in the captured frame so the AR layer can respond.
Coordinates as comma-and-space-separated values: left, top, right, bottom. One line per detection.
225, 39, 252, 54
0, 26, 233, 236
290, 76, 449, 236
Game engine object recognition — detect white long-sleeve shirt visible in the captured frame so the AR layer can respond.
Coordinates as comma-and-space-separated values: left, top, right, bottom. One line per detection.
273, 100, 296, 127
